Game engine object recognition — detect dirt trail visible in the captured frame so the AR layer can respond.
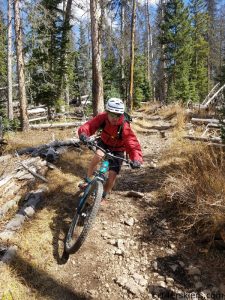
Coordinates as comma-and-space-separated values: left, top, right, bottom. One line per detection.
1, 110, 225, 300
47, 112, 174, 300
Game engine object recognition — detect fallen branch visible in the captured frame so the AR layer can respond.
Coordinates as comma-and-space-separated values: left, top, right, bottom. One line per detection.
20, 160, 48, 183
29, 122, 83, 130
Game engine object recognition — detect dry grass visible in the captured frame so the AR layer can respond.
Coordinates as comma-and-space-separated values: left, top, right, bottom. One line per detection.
139, 101, 160, 113
0, 128, 92, 299
158, 102, 187, 129
3, 128, 76, 153
162, 138, 225, 246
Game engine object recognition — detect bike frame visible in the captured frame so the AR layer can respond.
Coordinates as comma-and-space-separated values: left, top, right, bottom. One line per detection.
76, 141, 129, 214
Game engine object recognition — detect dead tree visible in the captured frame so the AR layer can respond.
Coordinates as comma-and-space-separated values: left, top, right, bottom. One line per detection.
7, 0, 13, 120
128, 0, 137, 112
13, 0, 29, 131
90, 0, 104, 115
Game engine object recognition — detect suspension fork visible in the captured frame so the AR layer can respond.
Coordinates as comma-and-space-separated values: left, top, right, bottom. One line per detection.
77, 178, 99, 213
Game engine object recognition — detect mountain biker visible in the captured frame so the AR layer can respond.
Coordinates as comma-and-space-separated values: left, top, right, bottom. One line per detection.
77, 98, 143, 203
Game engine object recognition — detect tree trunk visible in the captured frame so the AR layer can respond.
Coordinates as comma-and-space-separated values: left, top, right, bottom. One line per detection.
206, 0, 217, 86
120, 0, 126, 101
13, 0, 29, 131
59, 0, 72, 105
7, 0, 13, 121
90, 0, 104, 115
145, 0, 154, 100
159, 0, 167, 104
64, 73, 70, 106
128, 0, 137, 112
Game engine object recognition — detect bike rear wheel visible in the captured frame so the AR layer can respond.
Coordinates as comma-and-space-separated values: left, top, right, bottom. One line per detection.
65, 180, 103, 253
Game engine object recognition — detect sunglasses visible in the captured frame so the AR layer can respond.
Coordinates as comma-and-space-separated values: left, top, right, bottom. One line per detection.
107, 111, 122, 119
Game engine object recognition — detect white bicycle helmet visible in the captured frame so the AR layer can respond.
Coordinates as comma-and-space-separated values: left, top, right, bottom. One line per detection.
105, 98, 125, 114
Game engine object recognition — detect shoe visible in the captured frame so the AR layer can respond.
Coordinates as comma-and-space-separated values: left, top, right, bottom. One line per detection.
78, 181, 88, 190
100, 191, 108, 206
78, 177, 92, 190
101, 198, 108, 206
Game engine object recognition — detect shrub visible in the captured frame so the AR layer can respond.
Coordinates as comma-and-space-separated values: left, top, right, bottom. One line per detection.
163, 141, 225, 246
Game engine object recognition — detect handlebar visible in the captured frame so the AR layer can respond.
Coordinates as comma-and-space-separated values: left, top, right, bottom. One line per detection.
78, 137, 129, 164
78, 137, 141, 169
86, 139, 130, 165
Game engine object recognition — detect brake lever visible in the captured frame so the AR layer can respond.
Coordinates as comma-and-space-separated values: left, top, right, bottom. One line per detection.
87, 140, 96, 150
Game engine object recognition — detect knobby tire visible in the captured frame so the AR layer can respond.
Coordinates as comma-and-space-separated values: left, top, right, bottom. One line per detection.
65, 180, 103, 253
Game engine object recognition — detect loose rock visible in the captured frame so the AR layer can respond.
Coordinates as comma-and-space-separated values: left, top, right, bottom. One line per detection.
124, 218, 135, 227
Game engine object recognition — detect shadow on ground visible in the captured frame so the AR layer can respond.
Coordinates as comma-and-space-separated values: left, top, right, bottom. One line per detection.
132, 187, 225, 297
116, 159, 179, 194
49, 190, 82, 265
9, 253, 90, 300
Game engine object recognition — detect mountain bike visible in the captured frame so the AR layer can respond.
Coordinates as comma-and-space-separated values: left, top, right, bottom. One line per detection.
64, 139, 130, 254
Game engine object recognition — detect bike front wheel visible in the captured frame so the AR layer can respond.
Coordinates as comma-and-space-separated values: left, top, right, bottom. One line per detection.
65, 180, 103, 253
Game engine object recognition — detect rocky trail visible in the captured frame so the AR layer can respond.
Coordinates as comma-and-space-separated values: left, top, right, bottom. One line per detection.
1, 109, 225, 300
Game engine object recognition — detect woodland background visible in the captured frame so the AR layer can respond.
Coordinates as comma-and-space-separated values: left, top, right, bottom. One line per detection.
0, 0, 225, 131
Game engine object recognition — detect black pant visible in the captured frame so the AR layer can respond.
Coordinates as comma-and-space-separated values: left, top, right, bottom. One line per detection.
97, 139, 124, 174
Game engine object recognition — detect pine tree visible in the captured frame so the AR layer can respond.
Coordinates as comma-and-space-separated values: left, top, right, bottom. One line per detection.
101, 8, 121, 100
189, 0, 209, 102
133, 54, 151, 107
77, 22, 91, 97
27, 0, 64, 111
159, 0, 193, 102
102, 53, 121, 99
206, 0, 218, 82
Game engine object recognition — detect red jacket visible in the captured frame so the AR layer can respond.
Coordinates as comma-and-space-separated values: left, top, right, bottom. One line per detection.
78, 112, 143, 162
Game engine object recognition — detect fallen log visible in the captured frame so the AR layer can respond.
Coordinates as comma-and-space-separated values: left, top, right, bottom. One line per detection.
17, 138, 80, 158
29, 122, 83, 130
184, 135, 222, 143
0, 157, 49, 220
209, 143, 225, 148
0, 175, 13, 188
29, 116, 48, 123
0, 245, 18, 264
0, 187, 48, 242
207, 123, 221, 128
28, 107, 47, 115
0, 154, 12, 163
191, 118, 225, 125
0, 196, 21, 219
148, 124, 174, 130
1, 181, 22, 201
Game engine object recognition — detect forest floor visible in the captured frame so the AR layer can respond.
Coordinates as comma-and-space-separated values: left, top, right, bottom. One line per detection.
1, 106, 225, 300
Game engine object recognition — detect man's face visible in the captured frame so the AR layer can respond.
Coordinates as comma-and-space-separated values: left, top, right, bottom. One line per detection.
107, 111, 122, 125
